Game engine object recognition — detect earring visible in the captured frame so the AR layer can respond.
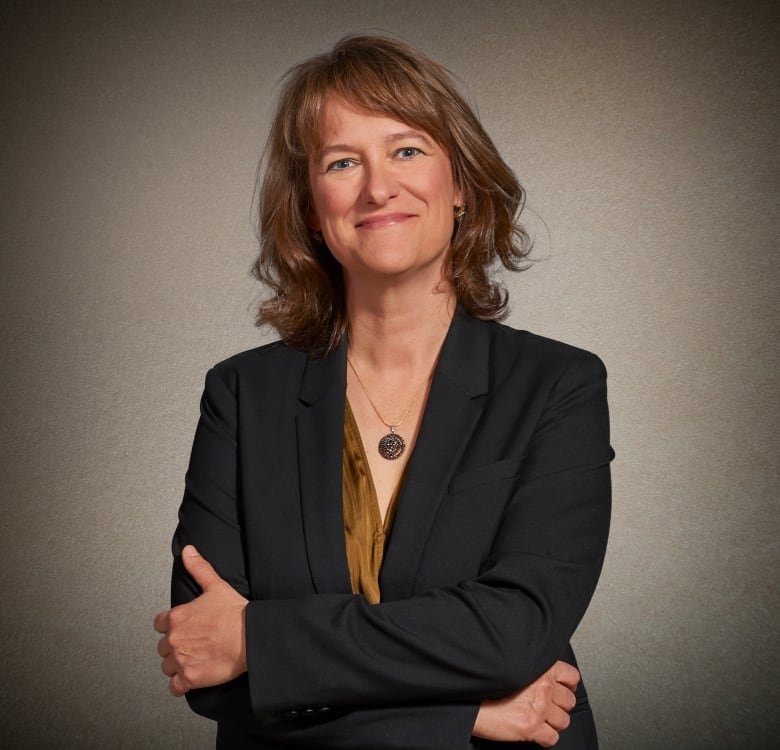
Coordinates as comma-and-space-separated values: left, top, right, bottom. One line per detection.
311, 229, 323, 244
454, 206, 466, 220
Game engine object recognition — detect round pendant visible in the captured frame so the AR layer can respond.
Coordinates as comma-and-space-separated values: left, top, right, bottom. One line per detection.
378, 431, 405, 460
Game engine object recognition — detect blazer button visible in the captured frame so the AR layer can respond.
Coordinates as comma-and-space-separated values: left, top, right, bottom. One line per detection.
279, 705, 330, 719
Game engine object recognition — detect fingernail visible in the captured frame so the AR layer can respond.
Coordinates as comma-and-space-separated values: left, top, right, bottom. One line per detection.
183, 545, 199, 557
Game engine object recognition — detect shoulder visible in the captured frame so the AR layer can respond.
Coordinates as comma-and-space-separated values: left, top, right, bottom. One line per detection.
443, 310, 607, 400
486, 322, 613, 462
211, 339, 306, 374
485, 319, 607, 384
204, 339, 309, 394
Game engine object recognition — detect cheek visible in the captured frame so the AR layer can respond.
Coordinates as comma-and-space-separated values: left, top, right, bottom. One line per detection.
308, 172, 334, 230
310, 184, 349, 229
430, 165, 458, 206
431, 176, 458, 220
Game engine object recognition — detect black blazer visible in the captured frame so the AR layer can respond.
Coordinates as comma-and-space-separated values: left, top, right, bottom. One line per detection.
171, 309, 613, 749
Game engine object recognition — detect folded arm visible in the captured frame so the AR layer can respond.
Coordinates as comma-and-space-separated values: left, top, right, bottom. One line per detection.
155, 352, 612, 743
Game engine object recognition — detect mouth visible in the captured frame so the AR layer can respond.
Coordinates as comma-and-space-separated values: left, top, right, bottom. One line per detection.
355, 213, 414, 229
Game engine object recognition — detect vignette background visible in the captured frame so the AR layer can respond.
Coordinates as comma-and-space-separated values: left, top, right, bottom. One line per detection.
1, 1, 777, 747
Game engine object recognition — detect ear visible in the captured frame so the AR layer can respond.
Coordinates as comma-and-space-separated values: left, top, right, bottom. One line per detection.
454, 183, 465, 212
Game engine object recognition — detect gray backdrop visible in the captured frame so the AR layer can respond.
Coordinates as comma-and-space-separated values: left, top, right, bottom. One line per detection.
1, 1, 777, 748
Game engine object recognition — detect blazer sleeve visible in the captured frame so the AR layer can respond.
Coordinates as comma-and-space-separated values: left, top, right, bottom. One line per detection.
244, 352, 613, 713
170, 366, 254, 720
170, 366, 482, 747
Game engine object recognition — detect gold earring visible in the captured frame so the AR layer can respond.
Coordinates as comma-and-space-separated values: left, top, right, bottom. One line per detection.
454, 206, 466, 220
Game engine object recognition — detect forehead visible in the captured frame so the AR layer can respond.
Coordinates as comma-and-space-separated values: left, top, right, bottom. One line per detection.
312, 96, 438, 155
319, 97, 409, 136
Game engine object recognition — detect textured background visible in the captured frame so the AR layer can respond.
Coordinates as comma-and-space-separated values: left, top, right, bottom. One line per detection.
1, 1, 777, 748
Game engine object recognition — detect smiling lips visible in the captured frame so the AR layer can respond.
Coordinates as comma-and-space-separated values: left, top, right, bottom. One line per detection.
355, 212, 415, 229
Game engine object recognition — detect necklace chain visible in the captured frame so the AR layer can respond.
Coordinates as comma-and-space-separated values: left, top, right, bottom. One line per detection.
347, 355, 438, 460
347, 357, 429, 429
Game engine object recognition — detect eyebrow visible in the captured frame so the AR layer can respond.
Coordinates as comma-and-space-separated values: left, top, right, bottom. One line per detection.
318, 130, 436, 159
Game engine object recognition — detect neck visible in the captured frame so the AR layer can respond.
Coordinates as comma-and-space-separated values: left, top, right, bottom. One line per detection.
345, 275, 455, 375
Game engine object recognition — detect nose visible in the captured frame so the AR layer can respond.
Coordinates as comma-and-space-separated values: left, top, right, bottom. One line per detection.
361, 160, 399, 205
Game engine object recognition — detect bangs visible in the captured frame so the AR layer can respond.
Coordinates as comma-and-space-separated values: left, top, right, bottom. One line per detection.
285, 44, 455, 161
257, 34, 527, 354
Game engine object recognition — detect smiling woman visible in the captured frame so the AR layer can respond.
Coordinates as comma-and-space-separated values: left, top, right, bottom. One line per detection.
254, 34, 530, 356
308, 100, 462, 288
154, 34, 612, 750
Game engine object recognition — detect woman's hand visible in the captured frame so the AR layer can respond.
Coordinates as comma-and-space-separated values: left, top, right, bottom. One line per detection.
154, 545, 248, 696
472, 660, 580, 746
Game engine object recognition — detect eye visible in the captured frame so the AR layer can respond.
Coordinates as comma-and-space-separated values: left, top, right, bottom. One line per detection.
326, 158, 357, 172
395, 146, 422, 159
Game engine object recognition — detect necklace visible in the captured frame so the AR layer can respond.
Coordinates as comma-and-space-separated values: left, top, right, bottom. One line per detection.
347, 357, 432, 460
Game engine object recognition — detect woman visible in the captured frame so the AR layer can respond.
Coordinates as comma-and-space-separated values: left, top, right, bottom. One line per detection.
154, 35, 612, 749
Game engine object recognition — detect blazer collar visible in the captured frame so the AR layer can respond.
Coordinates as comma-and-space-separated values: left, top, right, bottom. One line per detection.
296, 336, 351, 594
299, 306, 490, 401
295, 308, 492, 597
380, 308, 491, 598
432, 306, 491, 399
298, 336, 348, 406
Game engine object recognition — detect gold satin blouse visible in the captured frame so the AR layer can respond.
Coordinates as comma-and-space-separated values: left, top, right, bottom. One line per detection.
342, 401, 404, 604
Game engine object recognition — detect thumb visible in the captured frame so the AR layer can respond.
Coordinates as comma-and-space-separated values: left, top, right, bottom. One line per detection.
181, 545, 222, 591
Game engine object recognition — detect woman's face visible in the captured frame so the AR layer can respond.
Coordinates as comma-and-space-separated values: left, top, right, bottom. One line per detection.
308, 97, 462, 286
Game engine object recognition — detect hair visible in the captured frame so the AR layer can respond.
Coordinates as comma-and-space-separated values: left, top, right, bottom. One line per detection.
253, 34, 530, 355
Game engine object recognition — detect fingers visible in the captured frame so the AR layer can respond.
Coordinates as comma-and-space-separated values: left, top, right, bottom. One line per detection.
552, 680, 577, 712
533, 725, 560, 749
159, 643, 189, 696
546, 704, 572, 732
157, 635, 171, 658
152, 609, 170, 634
161, 654, 178, 677
181, 545, 223, 591
551, 660, 580, 690
169, 672, 188, 697
157, 635, 185, 695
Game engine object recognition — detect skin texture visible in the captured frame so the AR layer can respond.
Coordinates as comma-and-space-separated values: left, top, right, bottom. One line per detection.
156, 536, 579, 742
155, 103, 581, 744
154, 545, 248, 697
472, 661, 580, 746
308, 97, 463, 286
310, 98, 462, 523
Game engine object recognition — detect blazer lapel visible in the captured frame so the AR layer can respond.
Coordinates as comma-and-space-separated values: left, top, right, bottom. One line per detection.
296, 339, 352, 594
380, 309, 491, 599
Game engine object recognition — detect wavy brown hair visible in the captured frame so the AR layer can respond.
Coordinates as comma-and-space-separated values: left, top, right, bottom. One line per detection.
254, 34, 530, 355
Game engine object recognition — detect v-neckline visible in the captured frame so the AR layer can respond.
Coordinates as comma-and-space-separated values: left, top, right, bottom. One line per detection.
344, 398, 402, 532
